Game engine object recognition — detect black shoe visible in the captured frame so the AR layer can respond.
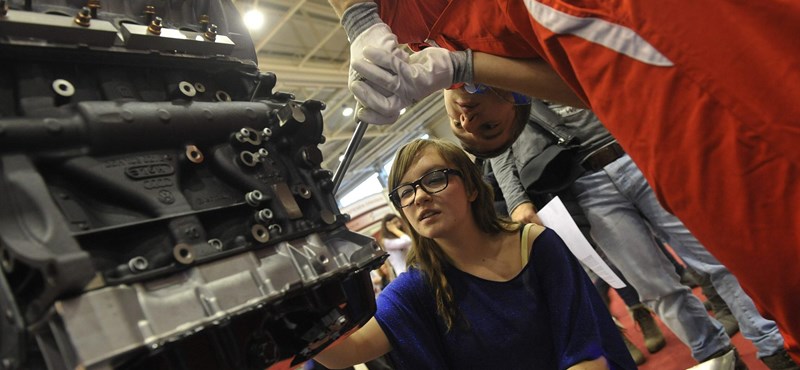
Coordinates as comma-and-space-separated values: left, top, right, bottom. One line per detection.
680, 269, 702, 288
761, 349, 800, 370
629, 304, 666, 353
703, 281, 740, 337
622, 331, 646, 365
715, 309, 740, 337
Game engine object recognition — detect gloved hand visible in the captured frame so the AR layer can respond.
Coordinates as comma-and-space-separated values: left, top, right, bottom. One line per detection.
354, 88, 401, 124
349, 23, 400, 76
350, 46, 471, 122
341, 3, 406, 124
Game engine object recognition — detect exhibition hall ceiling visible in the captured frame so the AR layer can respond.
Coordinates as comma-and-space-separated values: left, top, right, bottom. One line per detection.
236, 0, 450, 195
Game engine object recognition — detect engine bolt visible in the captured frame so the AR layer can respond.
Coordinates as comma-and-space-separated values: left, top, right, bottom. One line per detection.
74, 7, 91, 27
257, 148, 269, 162
148, 16, 163, 35
268, 224, 282, 235
87, 0, 100, 18
245, 190, 264, 206
204, 24, 218, 41
208, 239, 223, 251
128, 256, 149, 272
143, 5, 155, 24
199, 14, 210, 32
255, 209, 273, 224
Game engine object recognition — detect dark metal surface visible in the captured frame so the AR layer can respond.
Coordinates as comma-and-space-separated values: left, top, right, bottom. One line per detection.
0, 1, 385, 369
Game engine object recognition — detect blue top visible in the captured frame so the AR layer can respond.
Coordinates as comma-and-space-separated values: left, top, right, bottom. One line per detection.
375, 228, 635, 369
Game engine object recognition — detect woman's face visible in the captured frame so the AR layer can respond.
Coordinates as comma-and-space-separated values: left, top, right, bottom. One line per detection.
444, 86, 517, 155
398, 147, 475, 239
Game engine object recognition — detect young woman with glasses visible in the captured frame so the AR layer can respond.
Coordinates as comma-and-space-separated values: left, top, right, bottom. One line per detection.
314, 139, 635, 369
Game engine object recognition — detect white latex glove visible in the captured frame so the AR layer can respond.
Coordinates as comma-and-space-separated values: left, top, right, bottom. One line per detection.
347, 24, 407, 125
350, 46, 456, 120
354, 91, 399, 124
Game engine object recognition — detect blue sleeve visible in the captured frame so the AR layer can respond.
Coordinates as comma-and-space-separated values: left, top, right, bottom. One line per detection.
374, 270, 449, 369
532, 229, 632, 369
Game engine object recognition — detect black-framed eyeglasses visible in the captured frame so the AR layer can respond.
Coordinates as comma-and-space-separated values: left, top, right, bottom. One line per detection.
389, 168, 463, 208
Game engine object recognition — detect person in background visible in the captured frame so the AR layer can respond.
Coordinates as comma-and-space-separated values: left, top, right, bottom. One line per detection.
378, 214, 411, 275
652, 243, 740, 337
328, 1, 800, 361
314, 138, 635, 369
370, 260, 395, 297
447, 83, 795, 369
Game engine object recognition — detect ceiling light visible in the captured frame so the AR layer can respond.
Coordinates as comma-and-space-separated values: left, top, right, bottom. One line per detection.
244, 9, 264, 30
342, 106, 354, 117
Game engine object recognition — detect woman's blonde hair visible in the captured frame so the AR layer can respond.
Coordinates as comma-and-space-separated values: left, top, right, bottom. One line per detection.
388, 138, 518, 330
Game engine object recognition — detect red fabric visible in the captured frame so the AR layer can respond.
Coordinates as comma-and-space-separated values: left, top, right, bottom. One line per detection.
379, 0, 800, 361
379, 0, 540, 57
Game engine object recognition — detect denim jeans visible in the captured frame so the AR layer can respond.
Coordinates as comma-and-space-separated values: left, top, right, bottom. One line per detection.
550, 191, 643, 307
571, 154, 785, 360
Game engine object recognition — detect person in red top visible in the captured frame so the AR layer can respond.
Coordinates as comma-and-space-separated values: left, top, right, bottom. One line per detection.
328, 0, 800, 363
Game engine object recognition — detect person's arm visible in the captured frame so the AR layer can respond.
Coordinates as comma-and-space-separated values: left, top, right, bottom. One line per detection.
328, 1, 407, 125
314, 317, 391, 369
510, 202, 543, 225
328, 0, 372, 19
382, 234, 411, 251
351, 46, 586, 124
370, 270, 384, 295
489, 148, 527, 212
567, 357, 610, 370
490, 153, 542, 224
472, 52, 587, 109
385, 222, 407, 239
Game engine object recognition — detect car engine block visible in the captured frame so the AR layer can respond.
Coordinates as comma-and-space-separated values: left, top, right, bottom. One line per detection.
0, 1, 386, 369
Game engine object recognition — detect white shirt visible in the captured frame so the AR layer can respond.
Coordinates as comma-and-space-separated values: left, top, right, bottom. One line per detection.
383, 234, 411, 274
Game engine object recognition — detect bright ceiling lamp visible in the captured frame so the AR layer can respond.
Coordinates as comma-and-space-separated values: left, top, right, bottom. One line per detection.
244, 9, 265, 30
342, 106, 354, 117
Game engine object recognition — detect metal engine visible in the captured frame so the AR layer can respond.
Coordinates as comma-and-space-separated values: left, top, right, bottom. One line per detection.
0, 1, 386, 369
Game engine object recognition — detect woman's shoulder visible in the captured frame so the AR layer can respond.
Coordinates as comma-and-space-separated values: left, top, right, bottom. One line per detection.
391, 267, 426, 287
522, 225, 567, 263
521, 223, 554, 247
535, 227, 563, 245
527, 227, 583, 267
378, 268, 435, 311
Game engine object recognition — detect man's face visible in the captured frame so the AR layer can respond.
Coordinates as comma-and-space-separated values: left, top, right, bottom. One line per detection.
444, 86, 517, 157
